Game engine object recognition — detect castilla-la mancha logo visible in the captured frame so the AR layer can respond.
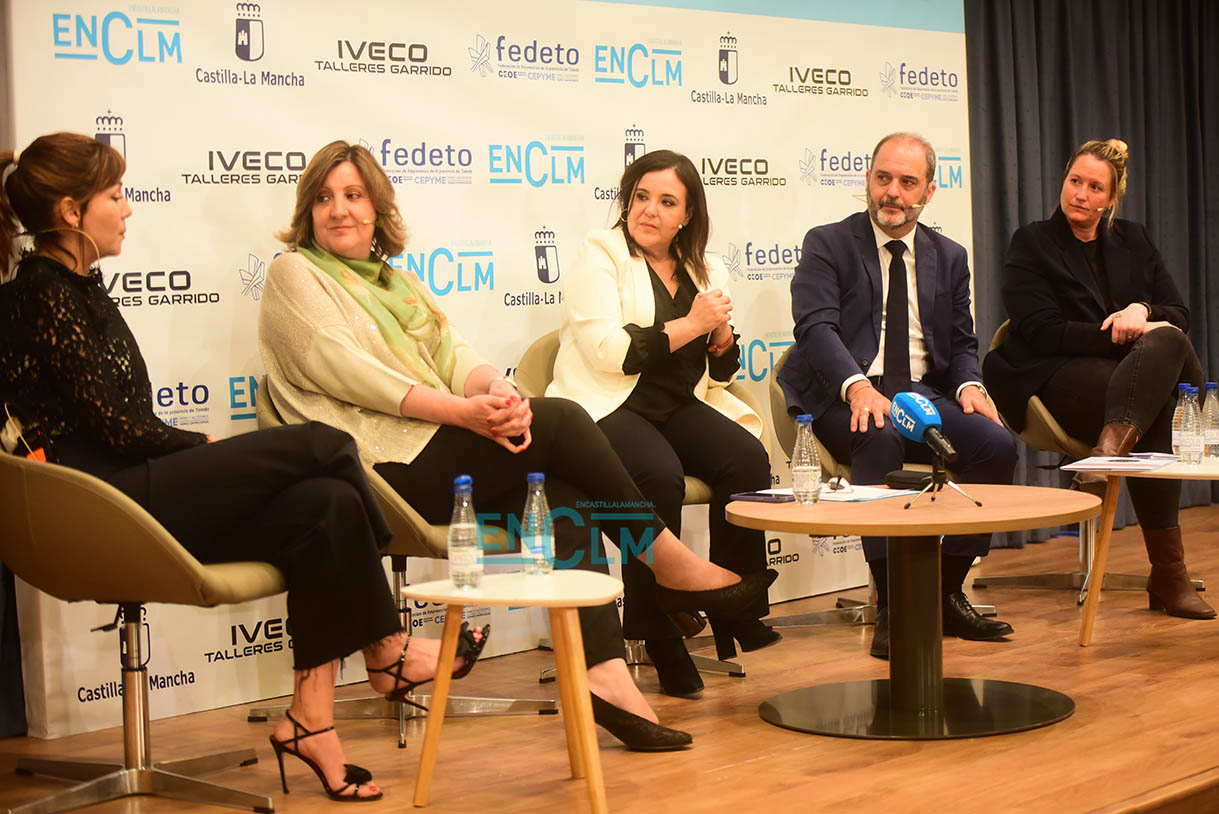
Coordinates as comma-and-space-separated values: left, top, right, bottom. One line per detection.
235, 2, 264, 62
718, 33, 737, 85
94, 110, 126, 157
624, 125, 645, 168
534, 228, 560, 284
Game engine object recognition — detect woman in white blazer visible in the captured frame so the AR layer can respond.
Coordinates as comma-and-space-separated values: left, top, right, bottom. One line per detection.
549, 150, 778, 698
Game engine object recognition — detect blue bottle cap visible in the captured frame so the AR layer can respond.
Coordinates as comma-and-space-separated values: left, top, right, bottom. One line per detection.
527, 472, 545, 483
796, 414, 813, 424
454, 474, 473, 490
1208, 382, 1217, 390
1180, 383, 1190, 391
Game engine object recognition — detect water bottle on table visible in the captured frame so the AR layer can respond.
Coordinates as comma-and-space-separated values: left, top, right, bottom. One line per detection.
521, 472, 554, 575
791, 413, 822, 504
1171, 383, 1189, 459
1203, 382, 1219, 459
1182, 387, 1204, 465
448, 474, 483, 589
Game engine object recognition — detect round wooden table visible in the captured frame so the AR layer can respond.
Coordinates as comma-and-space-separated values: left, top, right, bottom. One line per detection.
727, 484, 1100, 739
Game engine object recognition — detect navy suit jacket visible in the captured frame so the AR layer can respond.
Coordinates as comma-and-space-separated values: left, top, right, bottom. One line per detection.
779, 211, 982, 421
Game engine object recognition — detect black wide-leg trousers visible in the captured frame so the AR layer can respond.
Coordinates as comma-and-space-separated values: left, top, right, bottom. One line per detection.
106, 422, 401, 670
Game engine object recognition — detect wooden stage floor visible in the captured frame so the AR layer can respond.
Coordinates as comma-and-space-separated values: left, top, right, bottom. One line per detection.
4, 505, 1219, 814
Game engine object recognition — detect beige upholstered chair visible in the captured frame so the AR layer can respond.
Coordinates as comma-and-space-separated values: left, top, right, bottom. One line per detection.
515, 329, 770, 678
971, 321, 1198, 601
245, 379, 555, 744
0, 452, 282, 814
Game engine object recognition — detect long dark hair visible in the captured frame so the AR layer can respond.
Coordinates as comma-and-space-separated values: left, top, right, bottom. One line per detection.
614, 149, 710, 286
1, 132, 126, 272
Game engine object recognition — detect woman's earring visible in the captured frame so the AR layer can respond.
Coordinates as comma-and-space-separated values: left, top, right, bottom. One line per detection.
677, 223, 684, 231
619, 208, 628, 223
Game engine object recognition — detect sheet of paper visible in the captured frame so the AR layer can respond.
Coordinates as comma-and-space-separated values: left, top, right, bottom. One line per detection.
1062, 456, 1172, 472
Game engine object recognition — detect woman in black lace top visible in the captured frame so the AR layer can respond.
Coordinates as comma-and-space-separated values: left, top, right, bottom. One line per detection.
0, 133, 489, 802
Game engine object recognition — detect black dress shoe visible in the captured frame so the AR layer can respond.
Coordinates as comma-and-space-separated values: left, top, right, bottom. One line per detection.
589, 693, 693, 751
644, 639, 704, 698
942, 592, 1013, 640
708, 618, 783, 660
655, 569, 778, 636
869, 608, 889, 660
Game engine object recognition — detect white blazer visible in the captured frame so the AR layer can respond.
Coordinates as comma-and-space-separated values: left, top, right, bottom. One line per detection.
547, 228, 762, 438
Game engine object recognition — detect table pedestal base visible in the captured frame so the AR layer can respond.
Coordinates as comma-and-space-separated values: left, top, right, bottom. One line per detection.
759, 678, 1074, 739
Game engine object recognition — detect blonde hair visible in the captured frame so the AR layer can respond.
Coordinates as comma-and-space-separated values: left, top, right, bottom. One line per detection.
1063, 138, 1129, 230
1, 133, 126, 271
277, 140, 408, 261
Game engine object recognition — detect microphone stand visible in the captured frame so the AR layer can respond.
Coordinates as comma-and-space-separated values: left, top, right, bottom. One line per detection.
903, 452, 983, 509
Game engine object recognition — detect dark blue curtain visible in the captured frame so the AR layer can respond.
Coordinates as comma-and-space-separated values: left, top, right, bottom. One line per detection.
966, 0, 1219, 546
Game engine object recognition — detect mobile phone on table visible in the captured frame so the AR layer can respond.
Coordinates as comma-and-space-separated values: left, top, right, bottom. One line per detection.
730, 490, 795, 503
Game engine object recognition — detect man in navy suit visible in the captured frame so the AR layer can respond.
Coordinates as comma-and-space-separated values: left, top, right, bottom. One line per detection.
778, 132, 1017, 659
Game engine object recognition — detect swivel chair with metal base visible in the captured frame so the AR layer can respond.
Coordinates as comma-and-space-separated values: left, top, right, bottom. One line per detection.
0, 453, 282, 814
514, 330, 749, 681
245, 379, 556, 745
972, 320, 1201, 603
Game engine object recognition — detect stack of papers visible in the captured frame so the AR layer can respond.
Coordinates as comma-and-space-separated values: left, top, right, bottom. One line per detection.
1062, 456, 1173, 472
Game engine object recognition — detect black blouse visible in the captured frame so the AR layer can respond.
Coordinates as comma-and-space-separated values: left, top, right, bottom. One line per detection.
618, 262, 741, 423
0, 255, 206, 476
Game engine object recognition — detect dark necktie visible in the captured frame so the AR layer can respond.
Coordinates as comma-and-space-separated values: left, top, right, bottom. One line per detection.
882, 239, 912, 396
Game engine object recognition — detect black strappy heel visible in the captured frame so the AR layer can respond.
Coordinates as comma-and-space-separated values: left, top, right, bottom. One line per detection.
268, 711, 382, 802
365, 623, 491, 711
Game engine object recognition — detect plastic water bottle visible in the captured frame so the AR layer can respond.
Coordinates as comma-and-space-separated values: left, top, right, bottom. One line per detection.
791, 414, 822, 504
448, 474, 482, 589
1181, 387, 1204, 465
520, 472, 554, 575
1203, 382, 1219, 458
1172, 383, 1189, 459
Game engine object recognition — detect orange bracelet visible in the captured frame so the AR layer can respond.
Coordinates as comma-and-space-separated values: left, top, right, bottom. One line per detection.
709, 338, 733, 353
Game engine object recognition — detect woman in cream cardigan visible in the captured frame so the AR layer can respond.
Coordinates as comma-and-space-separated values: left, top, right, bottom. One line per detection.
258, 141, 775, 752
549, 150, 777, 699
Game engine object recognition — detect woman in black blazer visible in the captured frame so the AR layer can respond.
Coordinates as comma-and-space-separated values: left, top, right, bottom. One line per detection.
984, 138, 1210, 620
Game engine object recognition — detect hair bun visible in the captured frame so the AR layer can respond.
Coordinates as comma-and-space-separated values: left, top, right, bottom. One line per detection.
1107, 139, 1129, 159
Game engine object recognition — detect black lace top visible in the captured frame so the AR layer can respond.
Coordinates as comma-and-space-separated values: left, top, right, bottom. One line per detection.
0, 255, 207, 476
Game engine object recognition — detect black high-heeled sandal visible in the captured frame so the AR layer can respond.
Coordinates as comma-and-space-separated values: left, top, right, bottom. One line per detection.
365, 623, 490, 711
707, 618, 782, 660
655, 569, 778, 636
268, 711, 382, 802
589, 693, 692, 751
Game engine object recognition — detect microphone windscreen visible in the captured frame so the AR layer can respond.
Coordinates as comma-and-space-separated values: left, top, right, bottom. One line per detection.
885, 469, 931, 490
888, 391, 942, 444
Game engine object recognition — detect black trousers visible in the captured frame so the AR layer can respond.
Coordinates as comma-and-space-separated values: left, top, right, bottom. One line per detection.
105, 422, 402, 671
375, 398, 670, 668
813, 381, 1018, 561
598, 401, 771, 640
1038, 327, 1204, 530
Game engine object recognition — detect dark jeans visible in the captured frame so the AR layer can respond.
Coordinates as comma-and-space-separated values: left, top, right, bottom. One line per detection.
598, 401, 771, 641
375, 398, 671, 668
813, 381, 1018, 561
1038, 327, 1203, 530
107, 422, 402, 670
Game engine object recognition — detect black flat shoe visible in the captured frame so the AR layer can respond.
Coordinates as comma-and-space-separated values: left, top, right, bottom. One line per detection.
655, 569, 778, 637
708, 618, 782, 660
644, 639, 703, 698
589, 693, 692, 751
942, 592, 1013, 640
869, 608, 889, 660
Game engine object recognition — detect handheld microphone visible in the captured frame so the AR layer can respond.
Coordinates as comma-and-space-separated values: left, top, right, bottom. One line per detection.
888, 392, 958, 465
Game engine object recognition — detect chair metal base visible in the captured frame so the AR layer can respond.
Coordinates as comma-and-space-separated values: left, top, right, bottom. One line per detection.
538, 638, 745, 683
10, 605, 270, 814
767, 596, 996, 628
5, 765, 273, 814
971, 518, 1204, 605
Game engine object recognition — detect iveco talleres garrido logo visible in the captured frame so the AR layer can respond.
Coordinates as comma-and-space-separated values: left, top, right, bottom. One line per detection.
234, 2, 263, 62
718, 32, 737, 85
52, 11, 182, 64
624, 126, 645, 168
318, 38, 451, 77
94, 110, 126, 157
534, 228, 560, 284
775, 65, 867, 97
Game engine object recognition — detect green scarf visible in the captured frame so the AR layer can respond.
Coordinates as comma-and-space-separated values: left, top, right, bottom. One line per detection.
299, 245, 456, 392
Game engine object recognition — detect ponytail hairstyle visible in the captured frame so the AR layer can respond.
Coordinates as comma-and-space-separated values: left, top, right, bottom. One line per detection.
1062, 138, 1129, 231
1, 132, 126, 273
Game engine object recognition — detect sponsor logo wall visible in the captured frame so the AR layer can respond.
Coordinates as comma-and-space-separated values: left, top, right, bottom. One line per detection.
6, 0, 970, 737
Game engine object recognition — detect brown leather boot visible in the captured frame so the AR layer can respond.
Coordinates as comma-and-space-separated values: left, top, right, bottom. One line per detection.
1144, 526, 1216, 619
1072, 422, 1140, 496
